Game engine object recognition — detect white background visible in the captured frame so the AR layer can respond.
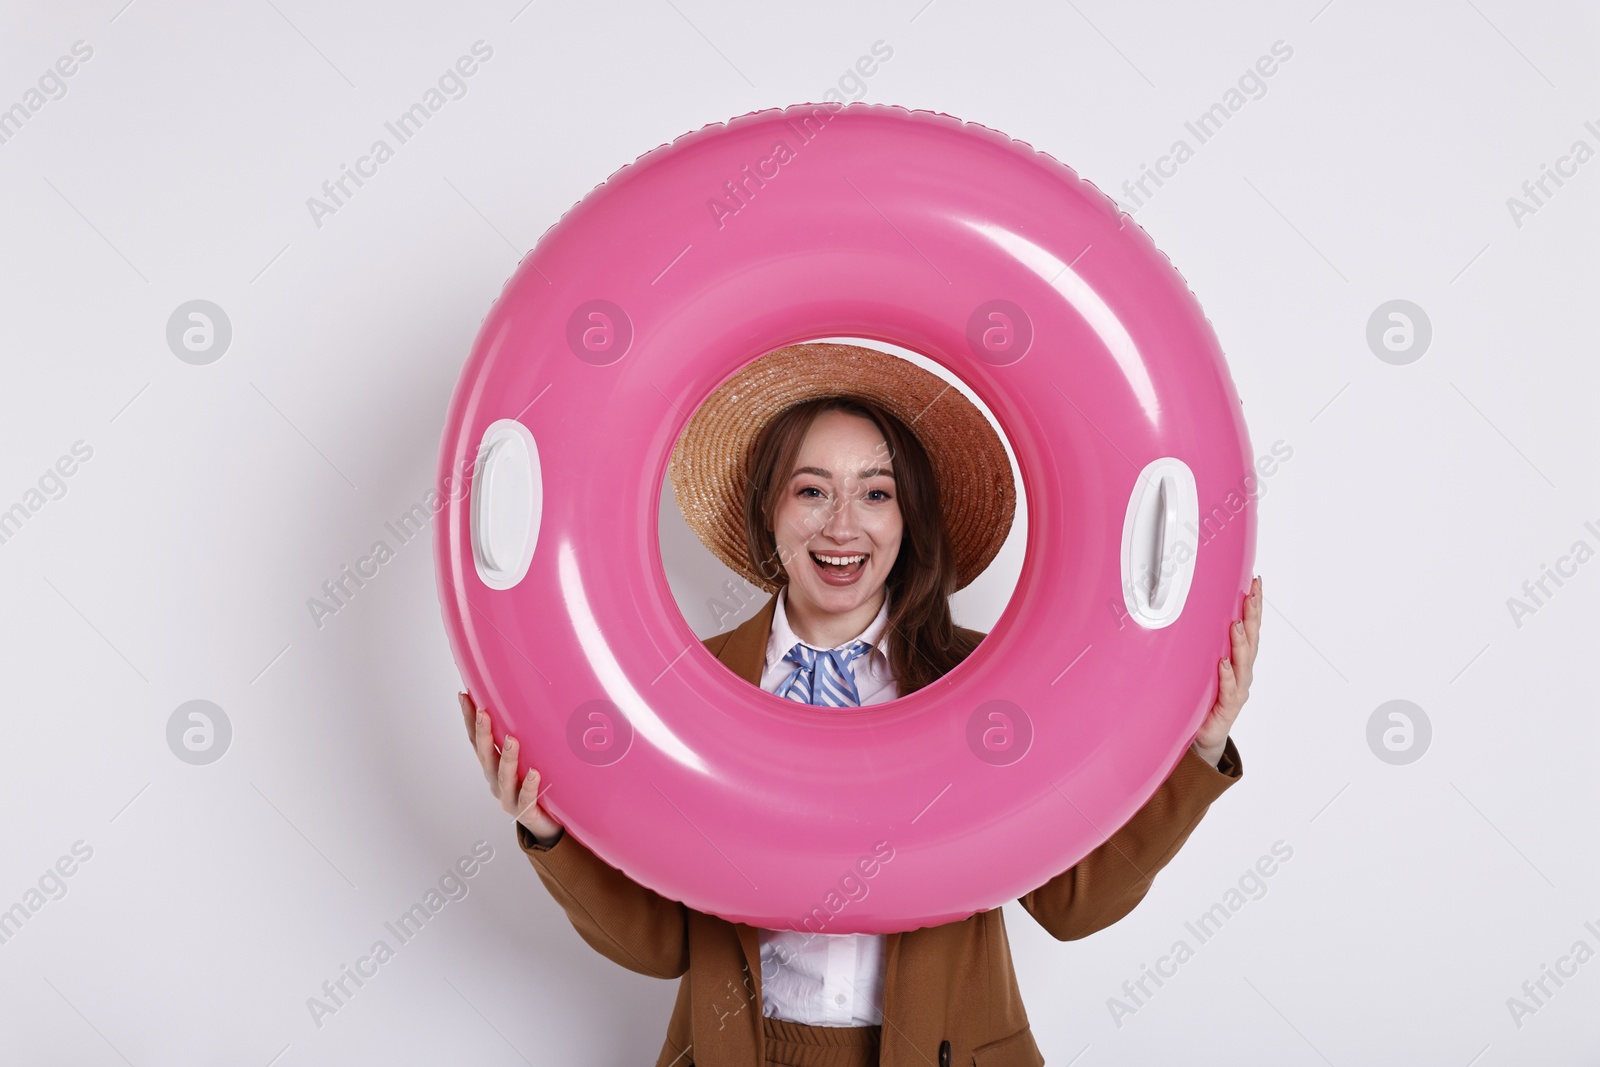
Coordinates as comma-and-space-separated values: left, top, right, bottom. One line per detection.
1, 1, 1597, 1064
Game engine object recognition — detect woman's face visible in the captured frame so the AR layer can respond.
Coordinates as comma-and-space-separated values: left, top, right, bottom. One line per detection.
771, 410, 903, 616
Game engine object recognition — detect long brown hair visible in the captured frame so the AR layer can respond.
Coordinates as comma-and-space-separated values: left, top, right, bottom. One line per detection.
743, 396, 981, 697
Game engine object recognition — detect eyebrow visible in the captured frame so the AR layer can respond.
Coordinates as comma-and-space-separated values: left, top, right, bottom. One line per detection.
791, 465, 895, 481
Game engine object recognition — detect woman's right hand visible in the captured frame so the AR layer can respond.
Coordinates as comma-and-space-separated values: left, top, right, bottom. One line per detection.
459, 692, 566, 845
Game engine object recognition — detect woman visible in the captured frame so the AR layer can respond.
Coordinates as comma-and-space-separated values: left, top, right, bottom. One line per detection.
462, 343, 1259, 1066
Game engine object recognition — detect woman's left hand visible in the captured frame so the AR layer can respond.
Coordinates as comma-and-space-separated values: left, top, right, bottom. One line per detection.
1192, 575, 1262, 768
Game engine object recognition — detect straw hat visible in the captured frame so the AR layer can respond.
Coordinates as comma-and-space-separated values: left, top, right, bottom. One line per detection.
668, 342, 1016, 593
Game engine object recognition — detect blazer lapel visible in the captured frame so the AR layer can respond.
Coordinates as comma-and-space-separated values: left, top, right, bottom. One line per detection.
706, 593, 780, 1032
708, 591, 779, 686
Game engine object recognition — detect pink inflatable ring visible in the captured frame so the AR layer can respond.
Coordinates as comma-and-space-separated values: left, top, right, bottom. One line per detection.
436, 102, 1255, 934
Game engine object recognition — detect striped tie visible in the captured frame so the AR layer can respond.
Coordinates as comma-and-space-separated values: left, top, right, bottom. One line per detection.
775, 640, 873, 707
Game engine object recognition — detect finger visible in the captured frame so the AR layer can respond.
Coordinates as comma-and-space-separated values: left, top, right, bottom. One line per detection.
515, 767, 543, 823
496, 734, 520, 808
1230, 620, 1253, 691
1243, 577, 1262, 659
458, 692, 476, 746
1225, 652, 1249, 716
1215, 657, 1240, 719
473, 706, 497, 781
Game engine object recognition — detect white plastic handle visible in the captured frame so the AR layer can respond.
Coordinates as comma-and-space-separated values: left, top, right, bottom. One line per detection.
1118, 458, 1198, 629
470, 419, 541, 590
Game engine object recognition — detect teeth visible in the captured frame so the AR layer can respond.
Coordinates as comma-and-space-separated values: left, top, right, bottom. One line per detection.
813, 552, 866, 566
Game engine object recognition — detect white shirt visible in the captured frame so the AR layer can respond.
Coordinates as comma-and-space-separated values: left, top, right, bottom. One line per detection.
756, 586, 893, 1026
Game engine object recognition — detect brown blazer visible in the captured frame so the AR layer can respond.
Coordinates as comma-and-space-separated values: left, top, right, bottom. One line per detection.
517, 592, 1244, 1066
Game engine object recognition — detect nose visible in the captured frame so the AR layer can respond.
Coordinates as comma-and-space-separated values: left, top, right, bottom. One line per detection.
818, 489, 860, 541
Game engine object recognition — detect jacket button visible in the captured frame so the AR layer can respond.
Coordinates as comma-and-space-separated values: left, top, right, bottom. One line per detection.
939, 1038, 951, 1067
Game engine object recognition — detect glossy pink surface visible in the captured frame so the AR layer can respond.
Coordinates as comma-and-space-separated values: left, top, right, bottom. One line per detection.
436, 102, 1255, 933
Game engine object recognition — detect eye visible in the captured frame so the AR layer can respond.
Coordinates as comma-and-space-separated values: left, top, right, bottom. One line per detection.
798, 486, 824, 499
867, 489, 892, 501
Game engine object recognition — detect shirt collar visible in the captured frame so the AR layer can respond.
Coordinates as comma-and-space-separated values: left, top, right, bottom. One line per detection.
766, 586, 892, 670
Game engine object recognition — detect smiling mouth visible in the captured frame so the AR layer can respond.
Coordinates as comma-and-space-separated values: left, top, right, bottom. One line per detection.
810, 551, 868, 577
